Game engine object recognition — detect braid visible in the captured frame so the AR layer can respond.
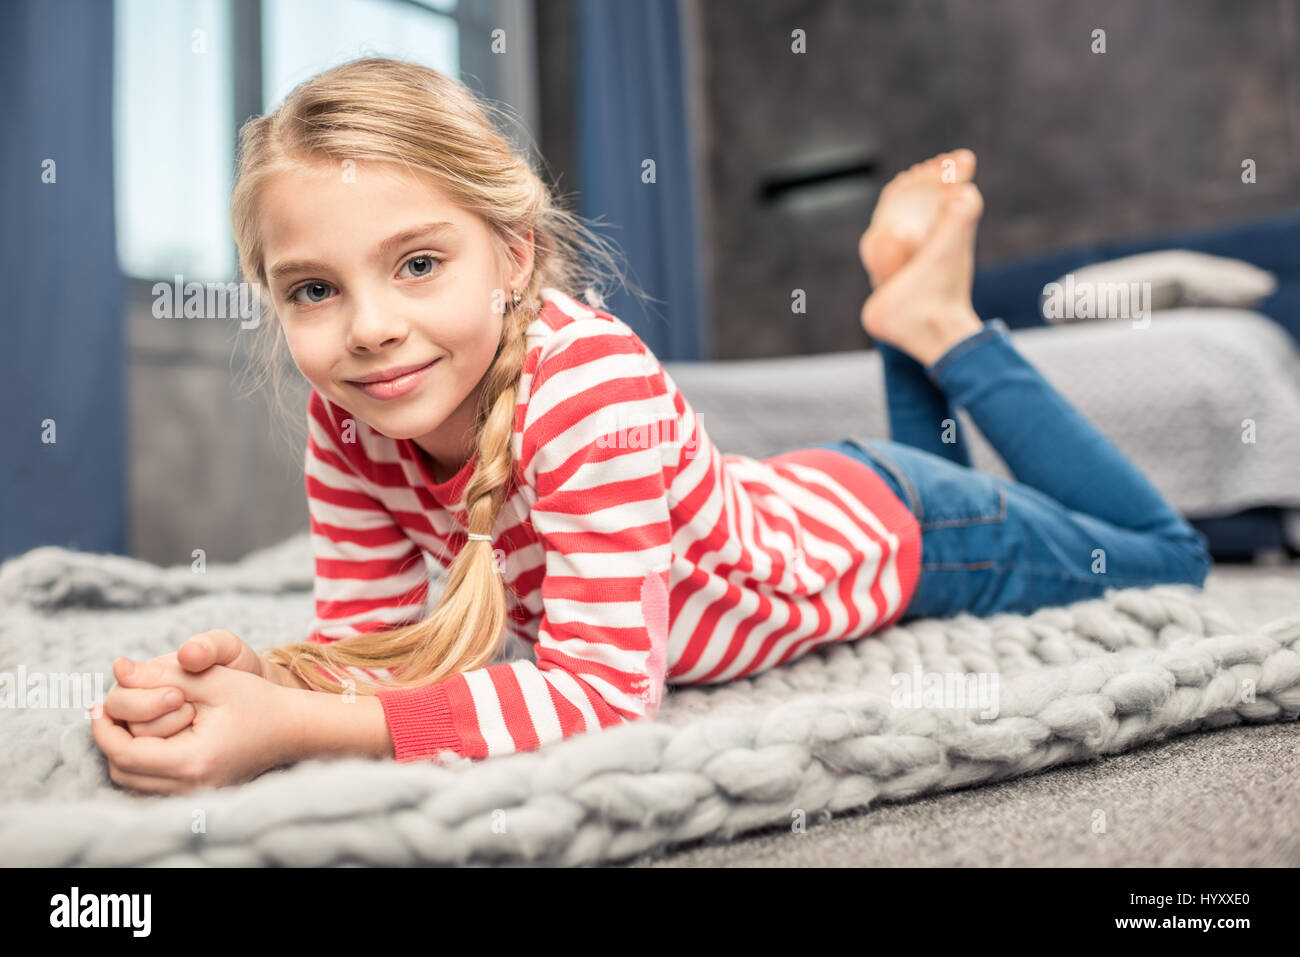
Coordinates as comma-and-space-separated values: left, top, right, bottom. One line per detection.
262, 286, 542, 694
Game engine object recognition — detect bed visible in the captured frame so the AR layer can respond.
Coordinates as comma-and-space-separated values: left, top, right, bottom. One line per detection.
963, 208, 1300, 558
663, 305, 1300, 560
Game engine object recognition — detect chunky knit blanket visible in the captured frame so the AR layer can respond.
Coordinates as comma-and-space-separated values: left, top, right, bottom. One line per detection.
1, 534, 1298, 867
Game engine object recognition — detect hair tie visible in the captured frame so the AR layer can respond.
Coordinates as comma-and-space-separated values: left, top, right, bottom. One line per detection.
465, 532, 492, 542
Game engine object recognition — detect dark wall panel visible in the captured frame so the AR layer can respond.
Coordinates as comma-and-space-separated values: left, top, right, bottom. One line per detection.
696, 0, 1300, 358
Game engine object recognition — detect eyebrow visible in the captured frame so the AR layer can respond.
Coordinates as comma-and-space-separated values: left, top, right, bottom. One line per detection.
268, 221, 459, 283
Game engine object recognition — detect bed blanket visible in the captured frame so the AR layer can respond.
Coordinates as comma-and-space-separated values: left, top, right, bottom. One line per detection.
664, 308, 1300, 520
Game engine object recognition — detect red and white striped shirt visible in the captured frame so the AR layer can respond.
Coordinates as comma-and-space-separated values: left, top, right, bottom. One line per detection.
303, 286, 921, 762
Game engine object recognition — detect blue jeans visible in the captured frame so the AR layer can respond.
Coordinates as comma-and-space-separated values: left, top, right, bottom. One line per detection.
809, 319, 1212, 621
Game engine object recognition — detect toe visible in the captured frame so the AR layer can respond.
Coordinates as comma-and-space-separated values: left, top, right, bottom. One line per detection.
932, 150, 971, 185
949, 148, 977, 181
915, 155, 943, 177
947, 182, 984, 220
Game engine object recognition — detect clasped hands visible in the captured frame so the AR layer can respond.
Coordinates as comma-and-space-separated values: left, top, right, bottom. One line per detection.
89, 630, 311, 795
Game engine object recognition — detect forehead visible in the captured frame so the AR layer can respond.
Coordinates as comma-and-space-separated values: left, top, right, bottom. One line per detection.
258, 158, 489, 267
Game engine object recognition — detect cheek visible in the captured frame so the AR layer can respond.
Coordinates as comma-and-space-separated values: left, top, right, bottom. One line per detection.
279, 323, 328, 372
430, 310, 503, 361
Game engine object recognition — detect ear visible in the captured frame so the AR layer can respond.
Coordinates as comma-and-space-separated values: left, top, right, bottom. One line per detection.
505, 228, 535, 292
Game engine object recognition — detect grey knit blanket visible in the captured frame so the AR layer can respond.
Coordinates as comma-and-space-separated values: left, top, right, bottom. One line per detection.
2, 534, 1298, 866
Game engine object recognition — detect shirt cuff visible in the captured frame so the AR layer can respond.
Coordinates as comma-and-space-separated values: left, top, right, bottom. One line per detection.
375, 681, 464, 762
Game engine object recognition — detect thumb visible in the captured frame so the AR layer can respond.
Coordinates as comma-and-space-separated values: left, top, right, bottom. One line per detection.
178, 630, 267, 679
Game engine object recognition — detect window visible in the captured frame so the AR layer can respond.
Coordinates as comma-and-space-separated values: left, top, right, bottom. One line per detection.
113, 0, 526, 283
262, 0, 459, 112
114, 0, 237, 280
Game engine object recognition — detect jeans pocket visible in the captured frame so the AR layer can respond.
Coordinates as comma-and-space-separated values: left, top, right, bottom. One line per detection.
908, 458, 1008, 531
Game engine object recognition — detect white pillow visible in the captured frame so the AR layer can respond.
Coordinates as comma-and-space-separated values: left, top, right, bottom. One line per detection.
1040, 250, 1277, 323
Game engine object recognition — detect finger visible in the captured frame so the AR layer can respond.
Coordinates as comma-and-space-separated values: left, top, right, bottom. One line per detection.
90, 711, 196, 778
114, 655, 180, 689
95, 698, 129, 731
177, 634, 219, 671
128, 702, 197, 739
92, 708, 144, 758
107, 761, 194, 796
179, 629, 263, 677
114, 655, 197, 694
113, 656, 139, 687
104, 685, 186, 723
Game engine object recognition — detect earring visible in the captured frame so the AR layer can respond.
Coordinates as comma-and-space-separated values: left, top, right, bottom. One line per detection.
511, 289, 522, 309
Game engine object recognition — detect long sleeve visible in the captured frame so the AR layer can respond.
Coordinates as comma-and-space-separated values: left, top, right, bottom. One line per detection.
303, 389, 431, 651
375, 325, 677, 762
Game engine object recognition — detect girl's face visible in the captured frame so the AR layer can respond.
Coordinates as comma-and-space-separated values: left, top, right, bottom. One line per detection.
259, 158, 533, 476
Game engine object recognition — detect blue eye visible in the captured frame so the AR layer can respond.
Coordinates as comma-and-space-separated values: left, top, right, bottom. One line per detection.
400, 254, 442, 279
289, 281, 334, 306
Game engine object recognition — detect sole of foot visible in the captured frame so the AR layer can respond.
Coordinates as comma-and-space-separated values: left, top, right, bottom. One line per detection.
859, 181, 986, 367
859, 148, 978, 289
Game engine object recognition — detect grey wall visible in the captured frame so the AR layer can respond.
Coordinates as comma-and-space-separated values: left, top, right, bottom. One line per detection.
697, 0, 1300, 358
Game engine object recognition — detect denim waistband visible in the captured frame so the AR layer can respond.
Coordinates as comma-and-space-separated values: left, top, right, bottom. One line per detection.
830, 437, 923, 520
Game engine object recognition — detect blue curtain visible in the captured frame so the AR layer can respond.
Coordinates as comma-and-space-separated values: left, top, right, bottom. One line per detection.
576, 0, 708, 360
0, 0, 125, 561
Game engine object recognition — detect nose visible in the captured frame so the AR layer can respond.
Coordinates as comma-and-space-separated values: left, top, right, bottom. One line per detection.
345, 287, 407, 353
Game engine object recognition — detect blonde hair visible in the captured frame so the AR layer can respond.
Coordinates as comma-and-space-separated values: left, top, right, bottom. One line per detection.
230, 56, 645, 695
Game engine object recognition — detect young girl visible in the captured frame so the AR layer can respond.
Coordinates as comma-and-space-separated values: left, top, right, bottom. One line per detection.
92, 58, 1210, 794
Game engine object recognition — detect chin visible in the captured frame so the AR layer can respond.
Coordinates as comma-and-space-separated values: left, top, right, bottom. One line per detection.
331, 393, 443, 441
364, 411, 446, 441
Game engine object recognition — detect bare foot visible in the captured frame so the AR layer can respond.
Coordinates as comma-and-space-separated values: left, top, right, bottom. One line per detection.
859, 148, 978, 288
860, 181, 986, 367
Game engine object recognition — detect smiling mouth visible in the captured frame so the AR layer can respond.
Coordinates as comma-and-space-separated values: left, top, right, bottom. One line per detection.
347, 358, 441, 400
347, 358, 440, 384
